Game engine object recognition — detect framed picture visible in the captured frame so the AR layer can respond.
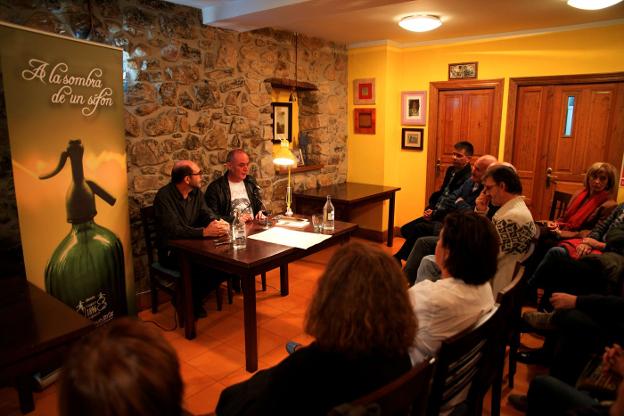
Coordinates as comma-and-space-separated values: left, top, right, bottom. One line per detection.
354, 108, 376, 134
401, 128, 424, 150
295, 148, 305, 166
448, 62, 478, 80
401, 91, 426, 125
353, 78, 375, 105
272, 102, 292, 143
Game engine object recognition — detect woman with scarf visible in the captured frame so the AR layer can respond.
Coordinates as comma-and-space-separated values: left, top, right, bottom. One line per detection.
547, 162, 617, 241
525, 162, 617, 283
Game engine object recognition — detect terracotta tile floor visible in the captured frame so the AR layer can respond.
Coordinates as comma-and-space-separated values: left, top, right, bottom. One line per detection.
0, 237, 545, 416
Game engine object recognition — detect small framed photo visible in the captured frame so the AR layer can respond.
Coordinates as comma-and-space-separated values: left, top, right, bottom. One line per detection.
401, 128, 424, 150
354, 108, 376, 134
448, 62, 478, 80
401, 91, 426, 125
353, 78, 375, 105
295, 148, 305, 166
272, 102, 292, 143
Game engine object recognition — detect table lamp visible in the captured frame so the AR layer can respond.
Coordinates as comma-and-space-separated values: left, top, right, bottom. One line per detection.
273, 138, 297, 216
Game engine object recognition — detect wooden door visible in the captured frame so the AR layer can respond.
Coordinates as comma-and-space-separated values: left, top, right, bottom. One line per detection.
426, 79, 504, 200
506, 74, 624, 220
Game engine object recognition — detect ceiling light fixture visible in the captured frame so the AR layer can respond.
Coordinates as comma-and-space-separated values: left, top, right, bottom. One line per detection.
567, 0, 623, 10
398, 15, 442, 32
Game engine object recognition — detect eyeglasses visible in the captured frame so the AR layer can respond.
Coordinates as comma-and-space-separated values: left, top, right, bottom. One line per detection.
190, 171, 202, 176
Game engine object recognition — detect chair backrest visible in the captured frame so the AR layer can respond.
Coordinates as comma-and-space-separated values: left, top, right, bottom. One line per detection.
548, 191, 572, 221
328, 357, 436, 416
140, 205, 158, 265
427, 305, 503, 416
497, 263, 525, 329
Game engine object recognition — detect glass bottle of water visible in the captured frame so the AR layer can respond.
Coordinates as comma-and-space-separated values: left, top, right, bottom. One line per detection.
323, 195, 335, 232
232, 209, 247, 249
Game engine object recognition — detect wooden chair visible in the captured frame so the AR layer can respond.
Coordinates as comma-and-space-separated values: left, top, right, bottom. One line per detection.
491, 263, 526, 416
426, 305, 504, 416
548, 191, 572, 221
140, 206, 232, 323
328, 357, 436, 416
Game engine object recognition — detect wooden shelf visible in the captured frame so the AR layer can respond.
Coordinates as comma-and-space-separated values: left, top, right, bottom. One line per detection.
277, 164, 323, 175
265, 77, 318, 91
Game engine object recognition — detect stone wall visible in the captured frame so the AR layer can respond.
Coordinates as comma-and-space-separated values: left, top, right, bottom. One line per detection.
0, 0, 348, 296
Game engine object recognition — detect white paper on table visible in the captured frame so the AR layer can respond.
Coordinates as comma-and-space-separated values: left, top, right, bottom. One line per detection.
248, 226, 332, 249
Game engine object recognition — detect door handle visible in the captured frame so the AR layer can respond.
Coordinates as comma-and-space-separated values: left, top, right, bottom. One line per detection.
436, 159, 441, 174
546, 167, 558, 187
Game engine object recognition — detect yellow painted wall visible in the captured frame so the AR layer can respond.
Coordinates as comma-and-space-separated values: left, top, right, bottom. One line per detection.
348, 23, 624, 233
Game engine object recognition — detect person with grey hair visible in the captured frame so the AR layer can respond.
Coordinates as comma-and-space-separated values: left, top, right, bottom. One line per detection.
413, 163, 536, 295
403, 154, 497, 285
205, 149, 264, 224
482, 164, 536, 294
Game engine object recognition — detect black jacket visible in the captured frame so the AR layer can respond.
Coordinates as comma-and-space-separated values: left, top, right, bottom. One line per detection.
427, 164, 472, 209
204, 172, 263, 223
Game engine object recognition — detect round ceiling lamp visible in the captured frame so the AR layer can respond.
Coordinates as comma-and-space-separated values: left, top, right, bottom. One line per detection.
567, 0, 623, 10
398, 15, 442, 32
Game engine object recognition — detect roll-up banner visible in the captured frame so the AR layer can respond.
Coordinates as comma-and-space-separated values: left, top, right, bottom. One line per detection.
0, 22, 134, 323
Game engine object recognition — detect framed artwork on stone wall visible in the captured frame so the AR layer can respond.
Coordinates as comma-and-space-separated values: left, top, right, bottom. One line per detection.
272, 102, 292, 143
353, 78, 375, 105
354, 108, 376, 134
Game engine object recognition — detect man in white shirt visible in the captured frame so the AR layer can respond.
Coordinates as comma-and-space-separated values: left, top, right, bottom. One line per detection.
408, 212, 498, 365
205, 149, 264, 223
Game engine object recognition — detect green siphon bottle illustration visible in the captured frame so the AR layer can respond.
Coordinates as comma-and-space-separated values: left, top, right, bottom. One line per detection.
40, 139, 127, 325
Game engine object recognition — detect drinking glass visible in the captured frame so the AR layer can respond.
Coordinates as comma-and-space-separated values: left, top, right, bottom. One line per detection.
260, 209, 272, 229
311, 214, 322, 232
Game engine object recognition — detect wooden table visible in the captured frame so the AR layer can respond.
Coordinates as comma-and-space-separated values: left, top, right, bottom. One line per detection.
0, 277, 94, 414
293, 182, 400, 247
170, 219, 357, 372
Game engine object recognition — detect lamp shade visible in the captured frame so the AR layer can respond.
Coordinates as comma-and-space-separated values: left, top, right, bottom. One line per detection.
398, 15, 442, 32
567, 0, 622, 9
273, 139, 296, 166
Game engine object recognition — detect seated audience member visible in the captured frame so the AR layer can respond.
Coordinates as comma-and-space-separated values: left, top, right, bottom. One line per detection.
528, 202, 624, 310
522, 343, 624, 416
216, 242, 417, 416
154, 160, 230, 317
205, 149, 263, 224
543, 162, 617, 239
525, 162, 617, 277
408, 212, 498, 366
519, 291, 624, 386
412, 164, 536, 294
403, 154, 497, 284
394, 141, 473, 263
58, 318, 183, 416
483, 164, 536, 294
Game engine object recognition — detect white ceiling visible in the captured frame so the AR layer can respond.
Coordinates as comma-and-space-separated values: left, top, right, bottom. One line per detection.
165, 0, 624, 47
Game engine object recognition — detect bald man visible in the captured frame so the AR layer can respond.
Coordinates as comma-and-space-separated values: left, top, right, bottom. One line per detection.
205, 149, 263, 224
153, 160, 230, 317
403, 154, 498, 284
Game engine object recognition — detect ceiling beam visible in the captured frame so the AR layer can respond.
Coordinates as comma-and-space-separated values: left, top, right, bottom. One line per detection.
201, 0, 311, 31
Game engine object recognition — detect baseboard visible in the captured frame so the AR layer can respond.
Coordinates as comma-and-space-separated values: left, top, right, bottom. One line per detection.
394, 226, 402, 238
353, 228, 385, 243
135, 290, 171, 312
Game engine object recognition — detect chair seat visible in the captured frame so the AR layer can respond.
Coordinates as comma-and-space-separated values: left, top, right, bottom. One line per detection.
151, 262, 181, 279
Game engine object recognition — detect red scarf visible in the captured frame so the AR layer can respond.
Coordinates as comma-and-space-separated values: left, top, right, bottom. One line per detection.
558, 190, 609, 231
